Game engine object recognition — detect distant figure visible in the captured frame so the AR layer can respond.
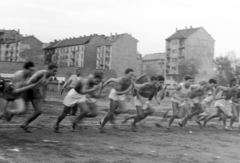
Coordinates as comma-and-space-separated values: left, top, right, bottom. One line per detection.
61, 68, 83, 115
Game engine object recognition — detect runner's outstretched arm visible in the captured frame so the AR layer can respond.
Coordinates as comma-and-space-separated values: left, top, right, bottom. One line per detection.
13, 79, 43, 93
101, 78, 118, 89
134, 73, 147, 83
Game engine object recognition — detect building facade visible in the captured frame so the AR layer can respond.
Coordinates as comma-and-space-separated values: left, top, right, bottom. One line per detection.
142, 53, 165, 76
0, 29, 44, 64
165, 26, 215, 81
44, 33, 138, 77
136, 52, 143, 76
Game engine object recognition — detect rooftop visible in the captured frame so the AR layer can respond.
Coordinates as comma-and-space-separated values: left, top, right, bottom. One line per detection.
166, 27, 201, 41
143, 53, 165, 61
44, 33, 137, 49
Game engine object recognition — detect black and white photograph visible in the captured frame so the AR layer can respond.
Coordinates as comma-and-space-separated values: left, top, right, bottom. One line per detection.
0, 0, 240, 162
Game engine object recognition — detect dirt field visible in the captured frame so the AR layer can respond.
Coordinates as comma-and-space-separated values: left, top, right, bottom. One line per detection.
1, 91, 240, 163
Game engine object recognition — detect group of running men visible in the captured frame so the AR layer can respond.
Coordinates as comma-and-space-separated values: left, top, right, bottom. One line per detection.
0, 61, 240, 133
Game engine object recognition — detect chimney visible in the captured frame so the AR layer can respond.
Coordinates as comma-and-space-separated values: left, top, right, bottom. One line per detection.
185, 26, 187, 30
176, 28, 178, 32
190, 26, 192, 29
54, 39, 57, 42
115, 32, 117, 36
110, 33, 113, 40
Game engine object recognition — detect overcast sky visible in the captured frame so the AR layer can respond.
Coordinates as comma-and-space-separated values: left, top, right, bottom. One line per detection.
1, 0, 239, 57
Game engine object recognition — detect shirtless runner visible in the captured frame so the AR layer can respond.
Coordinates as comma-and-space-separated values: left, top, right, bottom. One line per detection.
194, 79, 218, 127
0, 62, 42, 121
98, 68, 134, 133
178, 81, 211, 128
122, 75, 165, 132
203, 80, 240, 130
20, 63, 58, 133
167, 75, 194, 130
54, 71, 104, 133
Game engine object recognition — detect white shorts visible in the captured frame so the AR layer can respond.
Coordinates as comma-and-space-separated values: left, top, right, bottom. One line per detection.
199, 100, 213, 116
171, 96, 185, 104
85, 94, 96, 104
63, 89, 86, 107
215, 99, 231, 115
109, 89, 125, 101
134, 96, 150, 110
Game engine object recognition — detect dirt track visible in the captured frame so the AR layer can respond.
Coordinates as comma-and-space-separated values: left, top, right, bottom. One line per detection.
1, 92, 240, 163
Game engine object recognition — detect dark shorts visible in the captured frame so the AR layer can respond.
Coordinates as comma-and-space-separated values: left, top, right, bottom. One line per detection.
1, 85, 23, 101
24, 88, 43, 101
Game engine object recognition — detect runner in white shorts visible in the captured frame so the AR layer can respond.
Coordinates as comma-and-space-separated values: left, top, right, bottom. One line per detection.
122, 75, 165, 132
167, 75, 194, 130
195, 79, 218, 127
99, 68, 134, 133
179, 81, 211, 128
54, 72, 104, 133
203, 83, 239, 130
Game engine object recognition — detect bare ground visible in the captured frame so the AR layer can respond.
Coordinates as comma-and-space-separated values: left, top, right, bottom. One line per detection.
0, 91, 240, 163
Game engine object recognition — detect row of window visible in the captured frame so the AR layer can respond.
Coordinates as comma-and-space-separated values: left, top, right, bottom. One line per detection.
0, 56, 18, 62
96, 46, 112, 70
50, 45, 112, 69
55, 46, 84, 54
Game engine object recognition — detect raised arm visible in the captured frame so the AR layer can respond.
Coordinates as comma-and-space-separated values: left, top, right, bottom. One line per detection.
62, 75, 73, 89
102, 78, 119, 89
217, 85, 234, 92
80, 80, 99, 94
134, 82, 151, 89
13, 79, 43, 93
28, 70, 45, 84
134, 73, 147, 84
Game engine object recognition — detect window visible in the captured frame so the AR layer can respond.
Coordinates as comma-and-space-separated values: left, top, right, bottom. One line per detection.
96, 45, 112, 69
171, 40, 178, 45
172, 49, 176, 54
172, 67, 176, 70
172, 58, 178, 62
74, 52, 84, 67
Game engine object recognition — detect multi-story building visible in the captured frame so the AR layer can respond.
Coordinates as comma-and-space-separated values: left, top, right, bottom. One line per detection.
44, 33, 138, 77
0, 29, 22, 44
136, 52, 143, 76
142, 53, 165, 76
0, 29, 44, 63
165, 26, 215, 81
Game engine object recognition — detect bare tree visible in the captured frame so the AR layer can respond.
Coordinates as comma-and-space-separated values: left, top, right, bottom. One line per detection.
214, 51, 240, 85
